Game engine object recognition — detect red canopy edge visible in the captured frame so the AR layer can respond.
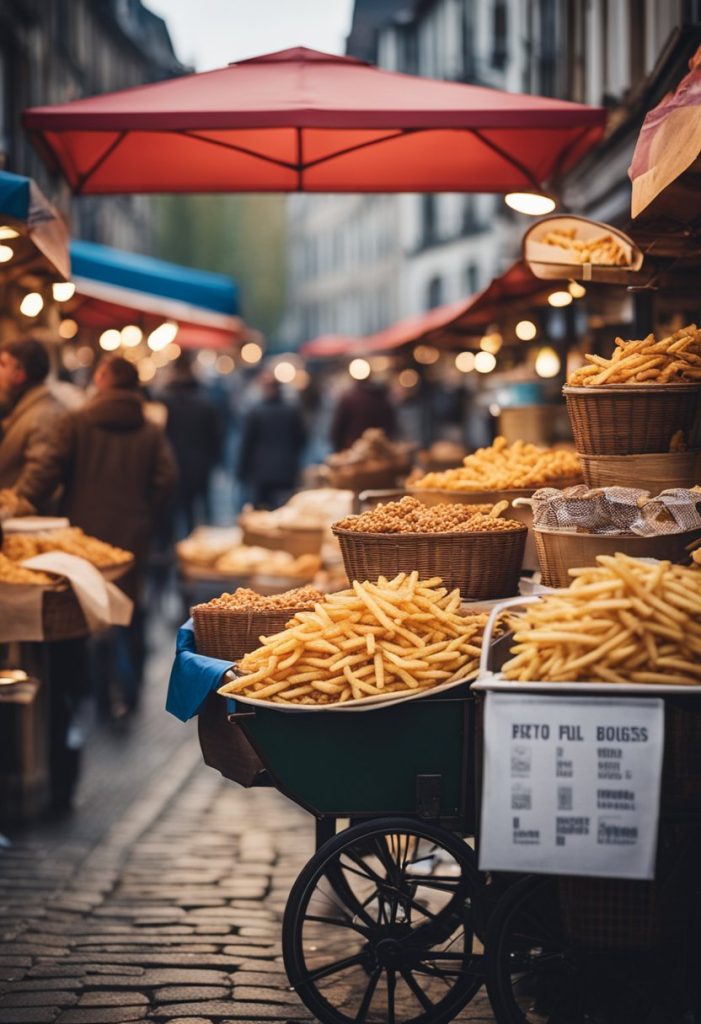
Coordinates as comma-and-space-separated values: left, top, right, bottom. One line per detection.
23, 47, 606, 195
300, 333, 360, 357
358, 262, 550, 353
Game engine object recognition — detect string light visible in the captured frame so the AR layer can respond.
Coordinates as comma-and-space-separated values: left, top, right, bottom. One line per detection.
58, 318, 79, 340
474, 351, 497, 373
398, 369, 419, 388
413, 344, 440, 365
274, 360, 296, 384
548, 290, 573, 308
147, 321, 178, 351
0, 245, 13, 263
121, 325, 143, 347
455, 351, 475, 373
349, 358, 371, 380
52, 282, 76, 302
99, 329, 121, 351
515, 320, 537, 341
535, 346, 561, 378
568, 280, 586, 298
505, 192, 556, 216
241, 342, 263, 364
20, 292, 44, 317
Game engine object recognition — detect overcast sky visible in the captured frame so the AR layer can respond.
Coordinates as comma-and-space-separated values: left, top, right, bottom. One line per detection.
147, 0, 356, 70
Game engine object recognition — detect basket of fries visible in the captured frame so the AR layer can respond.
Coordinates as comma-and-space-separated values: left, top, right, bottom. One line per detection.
534, 527, 701, 589
563, 383, 701, 455
579, 451, 701, 490
523, 214, 644, 284
192, 586, 325, 662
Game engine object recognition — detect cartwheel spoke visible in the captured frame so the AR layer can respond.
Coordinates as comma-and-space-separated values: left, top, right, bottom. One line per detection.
400, 966, 435, 1013
386, 967, 396, 1024
304, 912, 370, 937
354, 968, 381, 1024
303, 951, 367, 985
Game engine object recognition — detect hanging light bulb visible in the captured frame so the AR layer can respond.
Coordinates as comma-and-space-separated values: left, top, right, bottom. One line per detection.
455, 351, 475, 373
20, 292, 44, 317
474, 351, 497, 373
504, 192, 556, 216
147, 321, 179, 351
568, 280, 586, 299
0, 226, 19, 240
480, 331, 503, 354
52, 281, 76, 302
548, 290, 573, 308
535, 346, 561, 378
241, 342, 263, 364
121, 325, 143, 348
58, 318, 79, 340
515, 319, 537, 341
349, 358, 371, 380
0, 245, 14, 263
274, 360, 296, 384
413, 344, 440, 365
99, 329, 121, 351
398, 369, 419, 388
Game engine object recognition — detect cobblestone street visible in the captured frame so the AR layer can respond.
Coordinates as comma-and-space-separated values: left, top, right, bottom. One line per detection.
0, 618, 496, 1024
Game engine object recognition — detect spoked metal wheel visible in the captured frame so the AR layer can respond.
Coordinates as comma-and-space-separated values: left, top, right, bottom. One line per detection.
283, 816, 484, 1024
485, 874, 689, 1024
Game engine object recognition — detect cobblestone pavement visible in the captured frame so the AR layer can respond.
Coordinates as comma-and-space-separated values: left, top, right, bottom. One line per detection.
0, 615, 496, 1024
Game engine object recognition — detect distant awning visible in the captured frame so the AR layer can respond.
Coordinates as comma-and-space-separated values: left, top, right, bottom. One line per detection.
69, 239, 245, 349
360, 262, 552, 353
300, 333, 360, 357
0, 169, 70, 279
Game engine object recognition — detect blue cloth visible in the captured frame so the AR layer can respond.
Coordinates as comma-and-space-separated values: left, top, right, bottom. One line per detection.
0, 170, 30, 221
166, 620, 233, 722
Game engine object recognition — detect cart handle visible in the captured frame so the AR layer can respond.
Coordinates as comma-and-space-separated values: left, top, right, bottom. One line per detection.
479, 595, 541, 678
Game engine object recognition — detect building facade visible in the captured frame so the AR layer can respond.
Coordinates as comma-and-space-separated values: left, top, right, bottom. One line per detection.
281, 0, 701, 349
0, 0, 185, 252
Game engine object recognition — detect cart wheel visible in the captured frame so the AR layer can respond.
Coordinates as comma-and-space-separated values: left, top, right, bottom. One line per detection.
485, 874, 684, 1024
283, 816, 483, 1024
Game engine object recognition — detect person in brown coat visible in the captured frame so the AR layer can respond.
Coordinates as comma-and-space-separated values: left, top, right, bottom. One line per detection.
0, 337, 63, 498
28, 355, 178, 718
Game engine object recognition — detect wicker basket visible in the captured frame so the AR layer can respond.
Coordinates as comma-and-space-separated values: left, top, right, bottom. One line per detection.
42, 587, 89, 641
563, 383, 701, 455
580, 450, 701, 490
328, 461, 412, 493
192, 604, 308, 662
332, 525, 527, 600
534, 527, 701, 589
239, 520, 324, 557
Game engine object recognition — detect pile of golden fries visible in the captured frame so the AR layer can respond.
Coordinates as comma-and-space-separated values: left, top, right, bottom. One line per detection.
412, 437, 581, 492
568, 324, 701, 385
539, 226, 630, 266
503, 553, 701, 685
334, 496, 520, 534
219, 573, 488, 705
4, 527, 131, 569
0, 553, 54, 586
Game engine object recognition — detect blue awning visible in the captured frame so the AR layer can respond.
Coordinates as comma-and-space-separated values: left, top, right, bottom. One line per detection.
0, 170, 70, 279
70, 239, 238, 317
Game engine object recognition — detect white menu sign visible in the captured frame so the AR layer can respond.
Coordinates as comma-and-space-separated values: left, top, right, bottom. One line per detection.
479, 693, 664, 880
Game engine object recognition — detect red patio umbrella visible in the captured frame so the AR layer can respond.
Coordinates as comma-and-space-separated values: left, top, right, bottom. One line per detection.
24, 47, 605, 194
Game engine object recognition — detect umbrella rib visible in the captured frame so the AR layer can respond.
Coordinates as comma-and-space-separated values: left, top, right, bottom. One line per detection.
180, 130, 298, 171
302, 128, 416, 171
75, 132, 128, 193
549, 123, 592, 183
470, 129, 543, 191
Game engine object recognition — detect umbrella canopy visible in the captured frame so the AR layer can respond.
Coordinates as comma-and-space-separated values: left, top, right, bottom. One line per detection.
24, 46, 605, 194
300, 333, 360, 358
360, 262, 552, 353
68, 239, 245, 349
0, 169, 70, 279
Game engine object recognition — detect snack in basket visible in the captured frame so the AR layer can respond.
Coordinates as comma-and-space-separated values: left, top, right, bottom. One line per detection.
240, 489, 354, 532
537, 226, 630, 266
412, 437, 581, 492
176, 526, 242, 568
334, 495, 521, 534
219, 573, 489, 706
567, 324, 701, 385
199, 585, 325, 612
0, 489, 36, 520
214, 546, 321, 579
531, 485, 701, 537
3, 527, 131, 569
503, 553, 701, 685
326, 428, 410, 470
0, 552, 55, 586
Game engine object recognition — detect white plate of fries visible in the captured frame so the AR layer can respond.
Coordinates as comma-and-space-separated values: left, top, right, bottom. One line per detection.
472, 554, 701, 693
524, 214, 644, 284
218, 573, 493, 712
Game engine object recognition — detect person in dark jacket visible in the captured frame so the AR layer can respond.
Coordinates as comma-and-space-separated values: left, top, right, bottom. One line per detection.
236, 371, 306, 509
27, 356, 178, 721
161, 352, 224, 537
330, 378, 397, 452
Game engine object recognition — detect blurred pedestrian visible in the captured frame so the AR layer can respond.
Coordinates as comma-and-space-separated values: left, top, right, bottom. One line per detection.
236, 371, 306, 509
0, 337, 63, 498
330, 377, 396, 452
161, 352, 224, 537
28, 355, 177, 721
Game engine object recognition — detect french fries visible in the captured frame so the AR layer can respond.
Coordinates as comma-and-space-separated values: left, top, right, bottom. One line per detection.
218, 573, 489, 705
503, 553, 701, 686
539, 226, 630, 267
412, 437, 581, 492
568, 324, 701, 386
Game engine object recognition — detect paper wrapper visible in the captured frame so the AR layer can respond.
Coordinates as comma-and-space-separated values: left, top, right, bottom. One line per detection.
0, 552, 133, 643
531, 485, 701, 537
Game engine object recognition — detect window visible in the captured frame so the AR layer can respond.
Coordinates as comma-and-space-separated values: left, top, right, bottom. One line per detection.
426, 276, 444, 310
491, 0, 508, 71
464, 264, 479, 295
461, 196, 480, 235
421, 194, 438, 246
